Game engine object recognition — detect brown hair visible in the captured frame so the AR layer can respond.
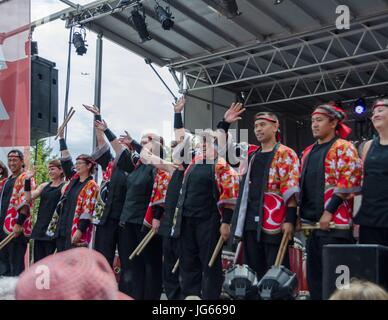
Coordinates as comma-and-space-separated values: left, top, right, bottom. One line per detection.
48, 159, 64, 178
0, 160, 8, 180
329, 279, 388, 300
76, 154, 96, 176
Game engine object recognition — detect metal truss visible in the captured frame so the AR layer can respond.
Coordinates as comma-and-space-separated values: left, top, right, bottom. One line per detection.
63, 0, 143, 28
171, 16, 388, 94
243, 59, 388, 108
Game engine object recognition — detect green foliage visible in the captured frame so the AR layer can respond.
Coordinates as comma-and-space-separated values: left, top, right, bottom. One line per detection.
29, 139, 53, 224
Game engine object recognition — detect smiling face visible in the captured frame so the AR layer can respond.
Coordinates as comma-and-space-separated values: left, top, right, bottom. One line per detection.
311, 108, 338, 140
254, 113, 279, 144
371, 105, 388, 132
7, 152, 23, 175
48, 165, 63, 181
75, 155, 93, 176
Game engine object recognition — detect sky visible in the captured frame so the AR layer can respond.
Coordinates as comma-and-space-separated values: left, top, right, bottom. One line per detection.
30, 0, 180, 159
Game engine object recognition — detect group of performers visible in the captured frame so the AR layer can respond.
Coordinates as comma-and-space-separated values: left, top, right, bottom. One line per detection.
0, 95, 388, 300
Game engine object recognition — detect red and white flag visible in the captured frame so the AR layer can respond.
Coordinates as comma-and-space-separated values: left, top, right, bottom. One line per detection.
0, 0, 31, 148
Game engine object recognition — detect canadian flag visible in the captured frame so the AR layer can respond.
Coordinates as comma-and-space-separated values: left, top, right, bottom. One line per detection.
0, 0, 31, 147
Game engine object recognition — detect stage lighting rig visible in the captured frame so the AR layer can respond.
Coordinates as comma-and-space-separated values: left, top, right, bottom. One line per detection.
154, 1, 174, 30
72, 27, 88, 56
131, 4, 152, 42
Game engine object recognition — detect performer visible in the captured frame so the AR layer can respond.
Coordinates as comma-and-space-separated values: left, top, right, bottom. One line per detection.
83, 105, 129, 271
46, 130, 99, 252
171, 121, 239, 299
26, 160, 64, 262
141, 97, 191, 300
0, 161, 8, 180
299, 103, 362, 300
355, 97, 388, 246
229, 110, 300, 282
101, 120, 165, 300
0, 150, 35, 276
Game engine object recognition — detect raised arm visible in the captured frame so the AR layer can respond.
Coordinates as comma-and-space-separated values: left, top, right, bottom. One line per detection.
58, 128, 74, 180
173, 96, 186, 143
83, 104, 106, 149
140, 145, 177, 174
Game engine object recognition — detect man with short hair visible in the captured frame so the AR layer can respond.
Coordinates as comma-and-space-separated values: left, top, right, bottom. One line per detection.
0, 150, 35, 276
299, 103, 362, 300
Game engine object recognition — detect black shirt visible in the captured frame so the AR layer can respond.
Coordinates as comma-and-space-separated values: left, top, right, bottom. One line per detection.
58, 177, 91, 238
94, 148, 128, 223
355, 138, 388, 227
159, 169, 185, 237
31, 182, 63, 241
300, 140, 333, 222
245, 151, 272, 231
0, 176, 17, 229
120, 162, 156, 225
182, 164, 218, 219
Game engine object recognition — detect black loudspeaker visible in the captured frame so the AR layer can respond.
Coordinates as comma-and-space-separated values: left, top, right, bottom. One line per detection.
322, 244, 388, 299
31, 55, 58, 143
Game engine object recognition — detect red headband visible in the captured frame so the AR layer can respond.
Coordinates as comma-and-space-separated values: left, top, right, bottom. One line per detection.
372, 99, 388, 110
255, 116, 278, 124
312, 107, 351, 139
76, 156, 97, 166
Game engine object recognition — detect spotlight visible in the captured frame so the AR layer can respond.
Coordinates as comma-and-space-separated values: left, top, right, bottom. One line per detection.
72, 28, 88, 56
154, 2, 174, 30
131, 5, 151, 42
354, 98, 367, 116
220, 0, 241, 18
274, 0, 284, 4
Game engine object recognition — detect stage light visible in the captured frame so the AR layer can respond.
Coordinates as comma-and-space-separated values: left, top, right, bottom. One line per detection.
257, 265, 298, 300
72, 28, 88, 56
354, 98, 367, 116
223, 264, 258, 300
220, 0, 241, 18
154, 2, 174, 30
131, 6, 151, 42
274, 0, 284, 5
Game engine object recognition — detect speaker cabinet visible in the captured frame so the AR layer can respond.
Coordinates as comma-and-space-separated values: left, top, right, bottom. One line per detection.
322, 244, 388, 299
31, 55, 58, 143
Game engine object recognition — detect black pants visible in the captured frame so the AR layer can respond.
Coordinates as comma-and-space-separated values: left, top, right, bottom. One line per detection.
94, 218, 121, 267
359, 225, 388, 246
243, 230, 290, 282
0, 232, 28, 276
56, 236, 67, 252
118, 223, 163, 300
306, 231, 353, 300
162, 236, 181, 300
180, 215, 223, 300
33, 239, 56, 262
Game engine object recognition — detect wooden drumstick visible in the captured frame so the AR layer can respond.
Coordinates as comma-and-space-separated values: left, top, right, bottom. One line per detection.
301, 222, 336, 230
129, 229, 154, 260
55, 108, 76, 140
172, 259, 180, 274
136, 229, 156, 256
274, 232, 289, 267
0, 232, 15, 251
208, 235, 224, 268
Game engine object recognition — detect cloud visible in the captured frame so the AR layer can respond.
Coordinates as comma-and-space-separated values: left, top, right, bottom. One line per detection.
30, 0, 180, 159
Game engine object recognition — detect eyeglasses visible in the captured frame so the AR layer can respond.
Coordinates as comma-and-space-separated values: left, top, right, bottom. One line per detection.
75, 161, 87, 165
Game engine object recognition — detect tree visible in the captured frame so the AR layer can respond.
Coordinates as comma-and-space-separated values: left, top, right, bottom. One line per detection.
29, 138, 53, 223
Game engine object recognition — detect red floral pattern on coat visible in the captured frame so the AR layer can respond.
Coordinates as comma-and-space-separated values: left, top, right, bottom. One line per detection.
262, 145, 300, 234
102, 160, 114, 182
48, 174, 99, 246
144, 169, 171, 227
301, 139, 362, 226
0, 173, 36, 236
